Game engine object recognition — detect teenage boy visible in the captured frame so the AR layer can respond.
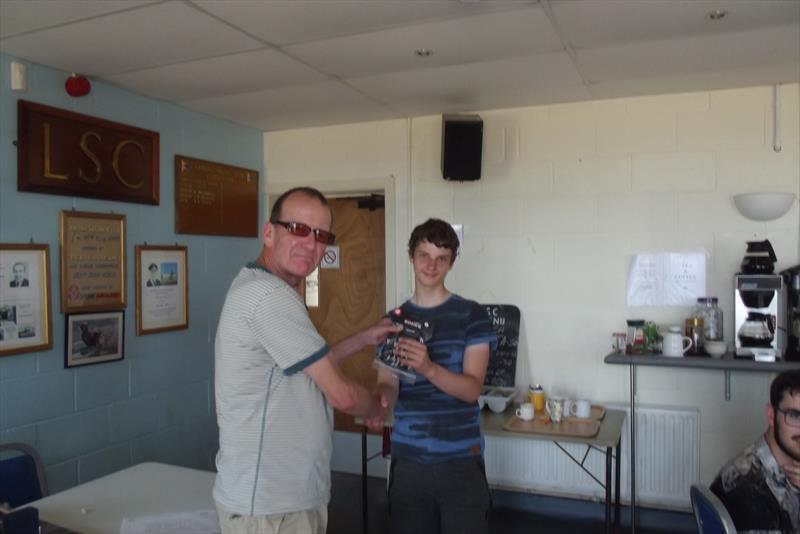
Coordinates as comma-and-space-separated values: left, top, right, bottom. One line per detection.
368, 218, 496, 534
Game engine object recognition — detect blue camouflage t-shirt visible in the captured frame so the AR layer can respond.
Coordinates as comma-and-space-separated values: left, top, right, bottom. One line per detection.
391, 295, 497, 463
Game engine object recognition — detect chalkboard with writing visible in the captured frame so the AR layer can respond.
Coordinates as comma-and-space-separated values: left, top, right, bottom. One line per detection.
482, 304, 521, 387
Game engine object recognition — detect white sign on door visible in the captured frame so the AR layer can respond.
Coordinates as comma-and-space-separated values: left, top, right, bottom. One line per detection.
320, 245, 340, 269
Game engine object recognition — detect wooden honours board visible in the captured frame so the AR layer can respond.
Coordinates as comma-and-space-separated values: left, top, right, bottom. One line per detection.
175, 155, 259, 237
483, 304, 520, 387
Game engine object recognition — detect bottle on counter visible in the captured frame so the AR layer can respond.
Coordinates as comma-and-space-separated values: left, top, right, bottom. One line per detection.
528, 384, 545, 414
692, 297, 723, 342
626, 319, 647, 354
685, 316, 705, 356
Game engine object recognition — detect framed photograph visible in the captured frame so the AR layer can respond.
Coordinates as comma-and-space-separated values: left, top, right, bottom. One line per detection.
60, 210, 126, 313
0, 244, 53, 357
135, 244, 188, 335
65, 311, 124, 367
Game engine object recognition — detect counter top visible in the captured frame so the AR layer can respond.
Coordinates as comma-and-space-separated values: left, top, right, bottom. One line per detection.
604, 352, 800, 372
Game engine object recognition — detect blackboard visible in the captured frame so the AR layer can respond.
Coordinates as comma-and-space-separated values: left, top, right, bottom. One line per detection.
482, 304, 521, 387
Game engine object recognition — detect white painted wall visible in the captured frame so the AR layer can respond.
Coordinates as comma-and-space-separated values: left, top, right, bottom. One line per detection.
265, 84, 800, 487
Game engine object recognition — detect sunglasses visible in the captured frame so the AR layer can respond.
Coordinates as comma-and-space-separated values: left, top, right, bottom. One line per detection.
271, 220, 336, 245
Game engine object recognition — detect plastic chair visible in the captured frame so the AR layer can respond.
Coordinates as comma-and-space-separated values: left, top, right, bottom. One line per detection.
0, 443, 49, 508
690, 484, 737, 534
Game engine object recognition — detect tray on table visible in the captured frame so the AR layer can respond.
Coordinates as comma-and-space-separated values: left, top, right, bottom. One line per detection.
504, 415, 600, 438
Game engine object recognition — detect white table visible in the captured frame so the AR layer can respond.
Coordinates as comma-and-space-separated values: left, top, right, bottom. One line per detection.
29, 462, 216, 534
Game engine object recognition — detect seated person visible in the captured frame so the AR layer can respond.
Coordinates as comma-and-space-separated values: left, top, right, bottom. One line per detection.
710, 369, 800, 533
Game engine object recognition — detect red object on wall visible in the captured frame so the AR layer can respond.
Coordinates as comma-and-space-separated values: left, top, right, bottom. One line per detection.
65, 73, 91, 97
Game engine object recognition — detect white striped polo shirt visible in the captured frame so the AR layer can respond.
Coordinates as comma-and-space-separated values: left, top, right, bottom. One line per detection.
213, 264, 332, 516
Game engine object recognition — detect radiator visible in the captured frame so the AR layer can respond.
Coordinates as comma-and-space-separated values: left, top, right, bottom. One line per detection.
484, 404, 700, 509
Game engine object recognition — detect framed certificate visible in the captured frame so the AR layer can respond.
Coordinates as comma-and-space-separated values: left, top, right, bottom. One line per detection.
135, 244, 188, 335
0, 243, 53, 357
60, 210, 126, 313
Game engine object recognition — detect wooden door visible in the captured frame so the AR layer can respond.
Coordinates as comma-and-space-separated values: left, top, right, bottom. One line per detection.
308, 196, 385, 433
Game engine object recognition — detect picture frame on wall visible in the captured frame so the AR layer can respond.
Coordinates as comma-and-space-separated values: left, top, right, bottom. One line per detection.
0, 243, 53, 357
65, 310, 124, 368
135, 244, 188, 335
60, 210, 126, 313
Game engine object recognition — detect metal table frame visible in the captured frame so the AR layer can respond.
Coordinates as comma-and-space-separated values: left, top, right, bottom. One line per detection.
360, 408, 624, 534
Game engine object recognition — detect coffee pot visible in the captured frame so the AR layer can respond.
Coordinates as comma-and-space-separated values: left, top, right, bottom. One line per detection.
740, 240, 777, 274
737, 311, 775, 347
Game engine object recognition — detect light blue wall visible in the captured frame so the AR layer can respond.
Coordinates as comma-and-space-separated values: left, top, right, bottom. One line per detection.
0, 54, 264, 492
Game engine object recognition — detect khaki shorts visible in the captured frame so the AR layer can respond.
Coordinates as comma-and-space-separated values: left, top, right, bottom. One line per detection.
216, 505, 328, 534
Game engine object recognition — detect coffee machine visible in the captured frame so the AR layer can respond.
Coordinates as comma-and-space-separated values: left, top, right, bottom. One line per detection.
734, 274, 787, 359
780, 264, 800, 361
735, 240, 786, 360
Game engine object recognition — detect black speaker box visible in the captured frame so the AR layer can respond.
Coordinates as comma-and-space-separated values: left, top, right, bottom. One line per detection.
441, 114, 483, 181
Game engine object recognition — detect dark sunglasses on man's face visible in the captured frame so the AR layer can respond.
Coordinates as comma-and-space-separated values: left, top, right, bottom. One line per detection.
271, 220, 336, 245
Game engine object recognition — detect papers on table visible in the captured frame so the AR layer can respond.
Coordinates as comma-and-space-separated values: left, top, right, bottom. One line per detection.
120, 509, 219, 534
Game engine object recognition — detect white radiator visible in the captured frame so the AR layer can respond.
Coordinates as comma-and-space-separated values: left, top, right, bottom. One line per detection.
484, 404, 700, 510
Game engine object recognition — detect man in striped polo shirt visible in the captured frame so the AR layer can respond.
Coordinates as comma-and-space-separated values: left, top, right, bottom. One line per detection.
213, 187, 399, 534
368, 218, 497, 534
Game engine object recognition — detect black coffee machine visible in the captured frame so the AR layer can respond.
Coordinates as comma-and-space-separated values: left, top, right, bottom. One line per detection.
781, 264, 800, 361
735, 240, 786, 359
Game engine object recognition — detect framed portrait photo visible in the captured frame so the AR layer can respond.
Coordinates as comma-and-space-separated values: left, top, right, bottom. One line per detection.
60, 210, 126, 313
135, 244, 188, 335
65, 311, 124, 367
0, 243, 53, 357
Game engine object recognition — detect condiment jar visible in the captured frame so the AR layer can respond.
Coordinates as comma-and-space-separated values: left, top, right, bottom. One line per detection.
692, 297, 723, 342
626, 320, 646, 354
528, 384, 545, 414
612, 332, 627, 353
685, 317, 705, 355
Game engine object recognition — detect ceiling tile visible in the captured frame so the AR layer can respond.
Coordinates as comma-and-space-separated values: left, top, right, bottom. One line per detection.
0, 0, 156, 39
107, 49, 329, 102
286, 6, 562, 77
551, 0, 800, 48
348, 52, 590, 116
180, 81, 403, 131
0, 2, 263, 76
193, 0, 536, 46
588, 63, 800, 101
577, 25, 800, 83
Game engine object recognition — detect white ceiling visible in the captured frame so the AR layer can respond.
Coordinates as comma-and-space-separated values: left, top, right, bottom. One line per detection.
1, 0, 798, 132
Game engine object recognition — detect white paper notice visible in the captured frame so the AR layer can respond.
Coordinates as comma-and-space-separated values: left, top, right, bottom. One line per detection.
120, 509, 219, 534
626, 252, 706, 306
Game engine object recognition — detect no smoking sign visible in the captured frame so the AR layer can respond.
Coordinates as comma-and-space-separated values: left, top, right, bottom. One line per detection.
321, 245, 340, 269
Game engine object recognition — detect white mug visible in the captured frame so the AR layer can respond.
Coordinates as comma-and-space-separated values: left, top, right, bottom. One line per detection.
516, 402, 534, 421
572, 399, 592, 419
545, 397, 565, 423
662, 328, 692, 357
563, 399, 574, 417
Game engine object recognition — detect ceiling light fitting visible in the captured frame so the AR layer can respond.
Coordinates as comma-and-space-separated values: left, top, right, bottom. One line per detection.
414, 48, 433, 58
706, 10, 728, 21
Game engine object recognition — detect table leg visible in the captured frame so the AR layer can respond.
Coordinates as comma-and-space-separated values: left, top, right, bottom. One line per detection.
605, 446, 612, 534
615, 439, 621, 531
361, 426, 368, 534
629, 362, 637, 534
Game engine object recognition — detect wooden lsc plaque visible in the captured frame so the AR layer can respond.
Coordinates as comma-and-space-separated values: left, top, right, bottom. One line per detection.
175, 155, 259, 237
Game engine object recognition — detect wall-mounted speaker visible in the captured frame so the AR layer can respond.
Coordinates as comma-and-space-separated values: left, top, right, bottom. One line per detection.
441, 114, 483, 181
